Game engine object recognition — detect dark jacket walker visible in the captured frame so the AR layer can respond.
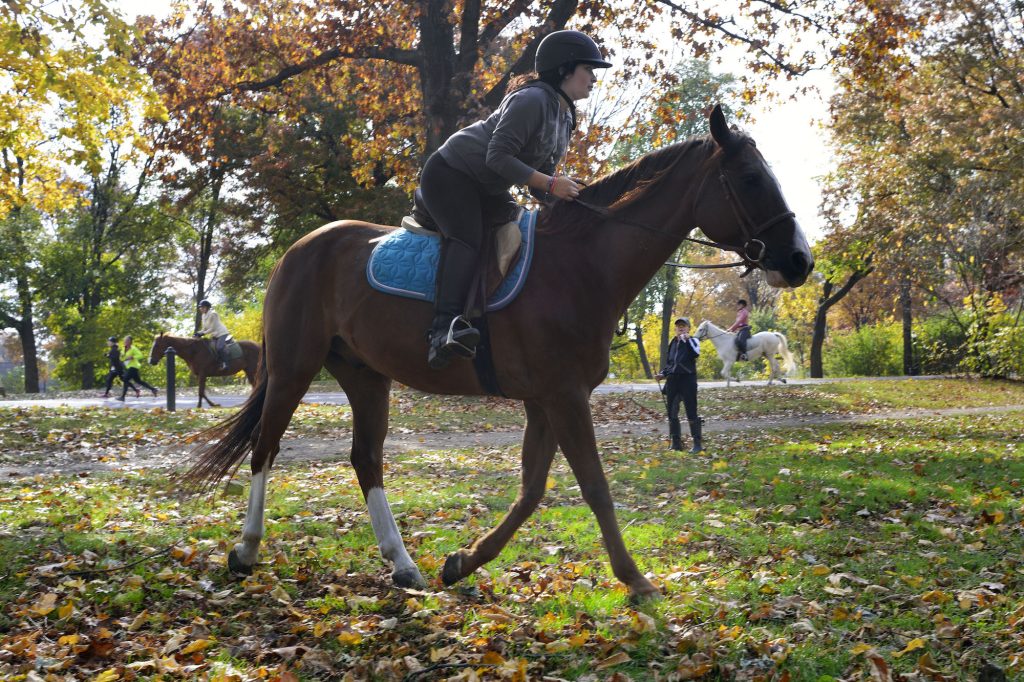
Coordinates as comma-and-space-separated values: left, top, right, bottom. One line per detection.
658, 319, 704, 453
415, 30, 612, 370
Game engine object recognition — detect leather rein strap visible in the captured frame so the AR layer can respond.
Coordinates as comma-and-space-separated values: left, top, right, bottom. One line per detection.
574, 167, 795, 274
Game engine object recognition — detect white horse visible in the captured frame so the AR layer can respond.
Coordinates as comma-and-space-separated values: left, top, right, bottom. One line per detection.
695, 320, 794, 387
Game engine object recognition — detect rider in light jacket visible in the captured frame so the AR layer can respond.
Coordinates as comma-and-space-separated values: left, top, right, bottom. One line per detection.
197, 299, 230, 370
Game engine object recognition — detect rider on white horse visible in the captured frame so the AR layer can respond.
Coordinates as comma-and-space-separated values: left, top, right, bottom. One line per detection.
695, 320, 795, 387
727, 299, 751, 361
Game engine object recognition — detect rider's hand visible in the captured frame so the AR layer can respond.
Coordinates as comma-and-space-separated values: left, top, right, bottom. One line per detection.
550, 175, 581, 201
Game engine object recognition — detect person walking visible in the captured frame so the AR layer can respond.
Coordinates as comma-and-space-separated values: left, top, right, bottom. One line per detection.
196, 299, 231, 371
416, 30, 612, 369
727, 299, 752, 361
120, 335, 158, 399
656, 318, 704, 453
102, 336, 137, 400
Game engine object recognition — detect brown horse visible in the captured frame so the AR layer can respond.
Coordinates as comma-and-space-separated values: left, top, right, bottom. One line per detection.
149, 333, 260, 408
186, 106, 813, 599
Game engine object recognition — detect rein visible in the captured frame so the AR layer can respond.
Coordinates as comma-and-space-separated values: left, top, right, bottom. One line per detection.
573, 165, 795, 274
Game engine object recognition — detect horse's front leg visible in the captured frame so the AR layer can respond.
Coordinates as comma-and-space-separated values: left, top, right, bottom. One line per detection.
199, 375, 219, 407
443, 399, 556, 586
543, 390, 659, 600
722, 361, 734, 387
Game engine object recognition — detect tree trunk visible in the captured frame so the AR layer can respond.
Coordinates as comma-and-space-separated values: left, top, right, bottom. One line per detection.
13, 267, 39, 393
635, 324, 653, 379
900, 278, 915, 375
194, 171, 224, 332
418, 0, 460, 156
810, 259, 875, 378
809, 282, 831, 379
659, 268, 678, 364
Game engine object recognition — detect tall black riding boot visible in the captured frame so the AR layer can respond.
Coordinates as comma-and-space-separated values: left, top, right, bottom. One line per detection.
687, 418, 704, 454
428, 240, 481, 369
669, 418, 684, 451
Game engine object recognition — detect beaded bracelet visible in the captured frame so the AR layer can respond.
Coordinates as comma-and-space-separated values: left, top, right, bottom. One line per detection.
547, 175, 556, 195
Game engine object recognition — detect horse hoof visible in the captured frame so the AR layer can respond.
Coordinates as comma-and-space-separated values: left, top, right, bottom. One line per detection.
441, 552, 464, 586
227, 549, 254, 576
780, 378, 787, 384
628, 585, 663, 605
393, 567, 427, 589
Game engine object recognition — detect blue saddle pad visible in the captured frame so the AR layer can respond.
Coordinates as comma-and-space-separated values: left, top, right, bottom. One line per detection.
367, 209, 536, 312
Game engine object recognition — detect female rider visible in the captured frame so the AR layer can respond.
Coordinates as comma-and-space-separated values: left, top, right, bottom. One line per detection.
418, 30, 612, 369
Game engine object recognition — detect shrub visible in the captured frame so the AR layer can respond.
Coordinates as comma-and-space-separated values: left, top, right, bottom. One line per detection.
824, 323, 902, 377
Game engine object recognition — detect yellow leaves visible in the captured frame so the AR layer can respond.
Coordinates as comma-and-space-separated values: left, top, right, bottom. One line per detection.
336, 630, 362, 647
892, 637, 927, 658
809, 564, 832, 577
900, 575, 925, 589
180, 638, 213, 655
57, 599, 75, 619
711, 460, 729, 471
93, 669, 121, 682
28, 592, 58, 616
851, 642, 874, 655
920, 590, 952, 604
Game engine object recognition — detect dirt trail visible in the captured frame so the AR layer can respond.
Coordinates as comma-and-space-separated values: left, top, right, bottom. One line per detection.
2, 404, 1020, 479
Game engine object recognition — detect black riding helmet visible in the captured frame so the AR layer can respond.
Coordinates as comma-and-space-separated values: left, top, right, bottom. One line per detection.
535, 30, 612, 73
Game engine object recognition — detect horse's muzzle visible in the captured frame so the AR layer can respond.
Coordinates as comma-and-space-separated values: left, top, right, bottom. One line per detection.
764, 248, 814, 288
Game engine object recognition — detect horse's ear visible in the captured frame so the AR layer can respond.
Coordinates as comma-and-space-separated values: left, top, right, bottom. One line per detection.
709, 104, 733, 148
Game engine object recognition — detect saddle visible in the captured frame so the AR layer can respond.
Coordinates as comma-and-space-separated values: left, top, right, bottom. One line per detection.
206, 337, 242, 363
367, 199, 536, 315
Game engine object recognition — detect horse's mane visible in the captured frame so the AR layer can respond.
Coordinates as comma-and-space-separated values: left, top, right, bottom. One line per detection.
537, 136, 718, 235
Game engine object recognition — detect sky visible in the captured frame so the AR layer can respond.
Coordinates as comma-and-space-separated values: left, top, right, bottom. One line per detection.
116, 0, 834, 242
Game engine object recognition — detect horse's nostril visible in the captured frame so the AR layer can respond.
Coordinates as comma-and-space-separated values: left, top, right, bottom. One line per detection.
792, 250, 813, 276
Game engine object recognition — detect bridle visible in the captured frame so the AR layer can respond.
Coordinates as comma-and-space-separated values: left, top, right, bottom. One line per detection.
573, 162, 795, 274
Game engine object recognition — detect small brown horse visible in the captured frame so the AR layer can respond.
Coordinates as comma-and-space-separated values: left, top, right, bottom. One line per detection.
149, 333, 260, 408
186, 106, 813, 599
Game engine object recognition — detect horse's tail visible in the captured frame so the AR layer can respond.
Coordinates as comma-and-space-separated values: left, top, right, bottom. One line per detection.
776, 333, 794, 374
181, 341, 268, 494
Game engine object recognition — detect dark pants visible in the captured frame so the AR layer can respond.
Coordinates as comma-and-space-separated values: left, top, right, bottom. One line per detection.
736, 325, 751, 354
104, 369, 135, 394
419, 152, 513, 321
120, 368, 156, 398
665, 373, 699, 426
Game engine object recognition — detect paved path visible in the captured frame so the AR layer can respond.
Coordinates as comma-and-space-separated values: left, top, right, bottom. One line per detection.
0, 375, 949, 411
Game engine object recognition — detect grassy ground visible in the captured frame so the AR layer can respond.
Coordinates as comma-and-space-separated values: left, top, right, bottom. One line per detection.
0, 379, 1022, 680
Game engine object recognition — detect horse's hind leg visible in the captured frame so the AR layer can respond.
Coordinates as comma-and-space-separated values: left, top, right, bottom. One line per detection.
442, 399, 557, 586
229, 349, 324, 574
324, 354, 424, 589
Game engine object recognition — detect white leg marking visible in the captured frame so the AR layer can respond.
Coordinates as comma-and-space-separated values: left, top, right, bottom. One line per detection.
366, 487, 418, 575
233, 466, 268, 565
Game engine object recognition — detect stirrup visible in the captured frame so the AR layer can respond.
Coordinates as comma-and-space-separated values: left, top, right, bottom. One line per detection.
428, 316, 480, 369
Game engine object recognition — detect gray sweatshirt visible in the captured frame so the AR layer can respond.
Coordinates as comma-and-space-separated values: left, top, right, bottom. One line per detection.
438, 82, 573, 197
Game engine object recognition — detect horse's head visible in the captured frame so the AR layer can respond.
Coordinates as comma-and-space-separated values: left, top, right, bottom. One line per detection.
695, 320, 709, 340
149, 333, 168, 365
694, 105, 814, 288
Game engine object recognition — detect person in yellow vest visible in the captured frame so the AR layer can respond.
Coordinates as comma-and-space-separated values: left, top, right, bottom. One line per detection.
120, 335, 158, 400
196, 299, 231, 370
